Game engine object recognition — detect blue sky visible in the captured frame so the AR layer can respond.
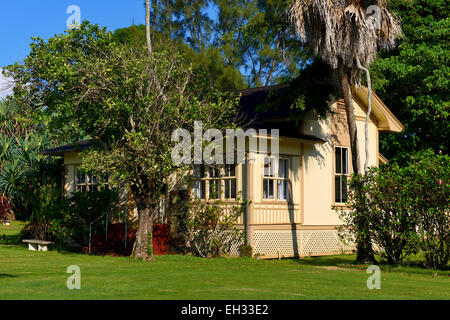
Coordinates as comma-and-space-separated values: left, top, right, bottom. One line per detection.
0, 0, 148, 68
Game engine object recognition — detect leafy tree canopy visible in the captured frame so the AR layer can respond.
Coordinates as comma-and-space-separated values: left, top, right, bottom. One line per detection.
371, 0, 449, 160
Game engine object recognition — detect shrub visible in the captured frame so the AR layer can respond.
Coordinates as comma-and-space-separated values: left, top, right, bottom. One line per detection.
405, 151, 449, 269
340, 150, 449, 268
340, 166, 419, 265
180, 197, 246, 258
24, 184, 119, 246
239, 244, 253, 257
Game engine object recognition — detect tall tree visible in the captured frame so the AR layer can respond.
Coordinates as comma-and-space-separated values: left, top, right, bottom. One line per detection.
289, 0, 402, 263
371, 0, 449, 160
6, 22, 239, 260
152, 0, 307, 87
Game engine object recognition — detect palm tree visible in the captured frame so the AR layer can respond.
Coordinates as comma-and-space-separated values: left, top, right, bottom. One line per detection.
289, 0, 402, 262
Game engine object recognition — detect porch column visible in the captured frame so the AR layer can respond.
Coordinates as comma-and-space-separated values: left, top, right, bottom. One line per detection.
246, 152, 256, 249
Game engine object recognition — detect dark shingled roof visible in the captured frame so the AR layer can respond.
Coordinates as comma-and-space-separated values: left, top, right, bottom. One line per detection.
238, 85, 325, 143
42, 86, 325, 156
40, 140, 90, 156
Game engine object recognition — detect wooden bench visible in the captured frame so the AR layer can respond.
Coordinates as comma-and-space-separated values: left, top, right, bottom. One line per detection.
22, 239, 54, 251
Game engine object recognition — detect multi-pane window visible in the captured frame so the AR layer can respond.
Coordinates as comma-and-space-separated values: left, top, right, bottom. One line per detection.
263, 157, 289, 200
335, 147, 349, 203
193, 164, 237, 200
223, 164, 237, 199
76, 167, 108, 192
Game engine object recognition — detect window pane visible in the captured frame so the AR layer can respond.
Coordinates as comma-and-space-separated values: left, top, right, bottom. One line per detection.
342, 176, 348, 202
263, 179, 274, 199
335, 147, 342, 174
209, 166, 220, 178
278, 159, 288, 178
231, 179, 236, 198
224, 179, 236, 199
77, 170, 86, 184
277, 180, 288, 200
209, 180, 221, 199
264, 158, 274, 177
225, 164, 235, 177
343, 148, 348, 174
194, 164, 205, 178
335, 176, 342, 203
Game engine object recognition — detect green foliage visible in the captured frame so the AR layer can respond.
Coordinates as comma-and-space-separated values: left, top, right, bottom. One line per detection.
150, 0, 307, 86
181, 197, 246, 258
258, 60, 336, 118
340, 150, 449, 268
404, 150, 450, 269
113, 25, 245, 91
239, 244, 253, 258
371, 0, 450, 159
0, 99, 58, 220
24, 184, 118, 245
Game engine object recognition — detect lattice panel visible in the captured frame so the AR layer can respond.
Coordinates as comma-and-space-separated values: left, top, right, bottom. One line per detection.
253, 229, 354, 257
253, 230, 302, 257
300, 230, 344, 255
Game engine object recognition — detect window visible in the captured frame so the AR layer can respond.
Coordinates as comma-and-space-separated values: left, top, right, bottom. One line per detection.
76, 167, 108, 192
335, 147, 349, 203
193, 164, 237, 200
263, 157, 289, 200
223, 164, 236, 199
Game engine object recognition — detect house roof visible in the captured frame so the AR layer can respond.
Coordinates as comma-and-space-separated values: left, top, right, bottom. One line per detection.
352, 87, 404, 133
40, 140, 90, 156
42, 84, 403, 156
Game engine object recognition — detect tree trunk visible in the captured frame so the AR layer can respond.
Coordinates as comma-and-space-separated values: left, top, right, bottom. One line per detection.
340, 67, 375, 264
145, 0, 152, 56
132, 204, 154, 261
340, 68, 361, 175
356, 57, 372, 173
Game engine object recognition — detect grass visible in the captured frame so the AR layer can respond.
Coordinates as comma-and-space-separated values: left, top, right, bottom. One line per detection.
0, 221, 449, 300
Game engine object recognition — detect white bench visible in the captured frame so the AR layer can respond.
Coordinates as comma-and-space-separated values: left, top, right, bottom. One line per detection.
22, 239, 54, 251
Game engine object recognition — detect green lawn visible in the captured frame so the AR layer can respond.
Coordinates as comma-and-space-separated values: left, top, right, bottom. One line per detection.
1, 221, 449, 300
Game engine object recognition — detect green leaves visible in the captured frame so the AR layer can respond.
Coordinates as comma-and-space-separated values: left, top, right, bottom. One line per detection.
371, 0, 449, 158
341, 150, 449, 268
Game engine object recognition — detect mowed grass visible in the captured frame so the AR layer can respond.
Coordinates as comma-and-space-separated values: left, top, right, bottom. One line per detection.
0, 221, 449, 300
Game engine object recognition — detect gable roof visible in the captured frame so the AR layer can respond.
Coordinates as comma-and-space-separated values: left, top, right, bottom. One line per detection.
352, 87, 404, 133
239, 85, 404, 133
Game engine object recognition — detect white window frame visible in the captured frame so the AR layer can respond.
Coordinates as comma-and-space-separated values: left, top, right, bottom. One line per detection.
334, 146, 349, 204
75, 166, 108, 192
193, 164, 237, 201
262, 156, 290, 201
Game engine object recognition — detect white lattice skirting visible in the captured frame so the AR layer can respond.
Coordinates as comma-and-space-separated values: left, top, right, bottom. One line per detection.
252, 229, 354, 258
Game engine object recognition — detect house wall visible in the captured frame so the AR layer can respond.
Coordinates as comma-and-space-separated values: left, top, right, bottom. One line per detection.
250, 98, 379, 258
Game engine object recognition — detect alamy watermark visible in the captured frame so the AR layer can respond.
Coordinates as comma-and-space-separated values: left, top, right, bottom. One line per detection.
66, 5, 81, 30
366, 265, 381, 290
171, 121, 279, 166
66, 265, 81, 290
366, 5, 382, 31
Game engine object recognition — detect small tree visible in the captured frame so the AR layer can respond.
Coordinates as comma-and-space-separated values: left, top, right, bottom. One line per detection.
7, 22, 239, 260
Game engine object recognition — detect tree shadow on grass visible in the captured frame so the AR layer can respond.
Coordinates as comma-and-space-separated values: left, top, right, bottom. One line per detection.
291, 254, 360, 268
0, 274, 18, 278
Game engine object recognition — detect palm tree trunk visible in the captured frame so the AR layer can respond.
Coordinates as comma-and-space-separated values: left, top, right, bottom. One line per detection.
356, 57, 372, 173
340, 66, 375, 264
340, 67, 360, 174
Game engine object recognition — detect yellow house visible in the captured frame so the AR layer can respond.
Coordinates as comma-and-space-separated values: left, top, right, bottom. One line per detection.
43, 86, 403, 258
